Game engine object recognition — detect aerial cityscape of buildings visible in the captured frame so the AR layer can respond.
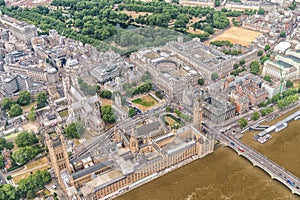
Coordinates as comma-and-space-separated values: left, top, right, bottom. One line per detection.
0, 0, 299, 199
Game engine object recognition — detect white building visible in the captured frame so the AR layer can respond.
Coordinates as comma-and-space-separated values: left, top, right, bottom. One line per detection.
262, 49, 300, 81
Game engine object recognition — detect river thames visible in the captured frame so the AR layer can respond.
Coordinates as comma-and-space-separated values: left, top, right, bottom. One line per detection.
117, 108, 300, 200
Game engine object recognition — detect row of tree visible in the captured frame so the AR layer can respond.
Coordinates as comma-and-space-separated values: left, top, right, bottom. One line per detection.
1, 91, 47, 118
78, 78, 98, 96
12, 131, 42, 165
0, 170, 51, 199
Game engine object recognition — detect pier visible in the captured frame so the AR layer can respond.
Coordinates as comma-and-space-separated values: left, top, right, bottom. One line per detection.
250, 124, 270, 131
253, 110, 300, 140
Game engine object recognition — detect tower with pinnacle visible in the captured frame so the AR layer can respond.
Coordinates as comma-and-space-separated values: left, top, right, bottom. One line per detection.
193, 97, 203, 131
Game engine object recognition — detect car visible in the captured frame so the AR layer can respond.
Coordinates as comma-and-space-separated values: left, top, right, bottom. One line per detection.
51, 185, 57, 189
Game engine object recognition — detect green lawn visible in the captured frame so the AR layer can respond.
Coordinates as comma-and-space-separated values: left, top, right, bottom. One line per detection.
58, 110, 69, 117
4, 132, 21, 140
132, 96, 156, 107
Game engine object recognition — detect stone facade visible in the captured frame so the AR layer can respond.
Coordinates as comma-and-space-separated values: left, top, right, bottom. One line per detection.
263, 49, 300, 81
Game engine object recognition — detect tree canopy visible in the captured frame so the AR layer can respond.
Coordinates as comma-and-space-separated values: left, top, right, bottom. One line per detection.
18, 170, 51, 198
101, 105, 116, 123
36, 92, 47, 109
250, 60, 260, 75
251, 112, 260, 121
99, 90, 112, 99
211, 72, 219, 80
27, 108, 37, 121
286, 80, 293, 88
78, 78, 97, 95
17, 90, 31, 106
1, 97, 12, 111
8, 104, 22, 118
0, 138, 13, 151
12, 146, 39, 165
15, 131, 38, 148
128, 107, 136, 117
0, 184, 18, 200
198, 78, 205, 85
65, 121, 85, 139
238, 118, 248, 129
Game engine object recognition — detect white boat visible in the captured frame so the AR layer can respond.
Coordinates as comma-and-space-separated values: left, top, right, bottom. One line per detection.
294, 116, 300, 120
275, 123, 288, 132
258, 134, 272, 144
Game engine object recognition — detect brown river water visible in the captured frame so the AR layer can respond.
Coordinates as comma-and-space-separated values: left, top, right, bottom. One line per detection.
117, 108, 300, 200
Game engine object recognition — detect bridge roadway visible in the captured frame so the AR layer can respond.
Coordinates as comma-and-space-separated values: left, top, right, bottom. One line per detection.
219, 133, 300, 195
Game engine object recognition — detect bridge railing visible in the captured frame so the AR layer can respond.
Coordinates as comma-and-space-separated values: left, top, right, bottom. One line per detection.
220, 134, 300, 186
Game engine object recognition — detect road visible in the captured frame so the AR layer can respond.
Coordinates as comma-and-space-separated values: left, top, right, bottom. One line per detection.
0, 171, 7, 184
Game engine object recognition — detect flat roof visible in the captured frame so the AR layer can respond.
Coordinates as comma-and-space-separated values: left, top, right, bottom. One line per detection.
277, 60, 293, 69
287, 55, 300, 63
71, 160, 114, 180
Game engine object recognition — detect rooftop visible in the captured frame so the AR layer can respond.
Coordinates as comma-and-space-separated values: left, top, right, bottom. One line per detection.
71, 160, 114, 180
135, 121, 161, 138
81, 169, 124, 196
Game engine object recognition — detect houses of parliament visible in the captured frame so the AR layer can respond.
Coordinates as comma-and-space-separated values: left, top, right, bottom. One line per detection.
45, 99, 215, 200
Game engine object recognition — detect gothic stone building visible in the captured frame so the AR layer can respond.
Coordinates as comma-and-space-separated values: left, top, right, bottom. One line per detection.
49, 99, 214, 200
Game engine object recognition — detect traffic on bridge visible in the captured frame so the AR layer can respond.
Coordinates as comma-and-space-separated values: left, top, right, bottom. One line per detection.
219, 133, 300, 196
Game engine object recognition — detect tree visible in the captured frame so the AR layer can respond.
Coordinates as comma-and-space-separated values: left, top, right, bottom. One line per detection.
5, 142, 13, 150
128, 108, 136, 117
18, 170, 51, 198
65, 121, 84, 139
250, 60, 260, 75
155, 91, 164, 99
238, 118, 248, 129
198, 78, 205, 85
36, 92, 47, 109
233, 63, 239, 69
175, 14, 189, 28
99, 90, 112, 99
74, 121, 85, 135
0, 138, 6, 151
257, 8, 265, 15
251, 112, 260, 121
280, 31, 286, 38
8, 104, 22, 118
286, 80, 293, 88
0, 184, 17, 200
257, 50, 263, 56
12, 146, 38, 165
15, 131, 38, 148
27, 107, 36, 121
101, 105, 116, 123
211, 72, 219, 81
0, 138, 13, 151
166, 106, 172, 112
18, 90, 31, 106
0, 0, 5, 6
0, 155, 4, 169
264, 44, 270, 52
1, 97, 12, 111
263, 76, 272, 82
6, 175, 12, 180
239, 60, 245, 66
289, 3, 296, 10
